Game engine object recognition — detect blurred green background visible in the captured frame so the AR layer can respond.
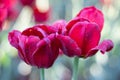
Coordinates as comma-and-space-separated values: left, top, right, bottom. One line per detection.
0, 0, 120, 80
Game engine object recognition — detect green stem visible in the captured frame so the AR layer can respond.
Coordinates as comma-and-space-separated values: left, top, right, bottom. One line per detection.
72, 57, 79, 80
40, 68, 45, 80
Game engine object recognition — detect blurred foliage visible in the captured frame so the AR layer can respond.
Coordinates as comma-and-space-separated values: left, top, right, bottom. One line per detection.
0, 0, 120, 80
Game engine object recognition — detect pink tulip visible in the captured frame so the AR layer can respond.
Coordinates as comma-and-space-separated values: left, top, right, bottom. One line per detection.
8, 24, 59, 68
57, 6, 113, 58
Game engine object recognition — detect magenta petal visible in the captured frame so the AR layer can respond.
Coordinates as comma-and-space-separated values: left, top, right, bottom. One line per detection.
51, 20, 67, 34
32, 34, 59, 68
24, 36, 40, 65
33, 40, 52, 68
86, 40, 114, 57
33, 24, 55, 35
69, 22, 100, 57
86, 48, 99, 58
8, 30, 21, 49
22, 26, 47, 39
98, 40, 114, 54
8, 30, 29, 64
66, 17, 89, 32
77, 6, 104, 31
57, 35, 81, 57
18, 35, 30, 64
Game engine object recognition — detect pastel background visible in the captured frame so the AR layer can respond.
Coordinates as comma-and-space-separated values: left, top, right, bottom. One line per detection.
0, 0, 120, 80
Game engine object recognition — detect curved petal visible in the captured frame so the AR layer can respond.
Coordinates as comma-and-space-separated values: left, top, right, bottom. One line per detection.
86, 40, 114, 57
69, 21, 100, 57
51, 20, 67, 34
32, 24, 57, 36
22, 26, 47, 39
34, 24, 52, 34
57, 35, 81, 57
8, 30, 29, 64
86, 47, 99, 58
98, 39, 114, 54
77, 6, 104, 31
24, 36, 40, 65
32, 34, 59, 68
18, 35, 30, 64
66, 17, 89, 32
8, 30, 21, 49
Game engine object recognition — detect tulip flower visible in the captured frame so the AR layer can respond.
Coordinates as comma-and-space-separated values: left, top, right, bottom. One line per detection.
57, 6, 113, 58
55, 6, 114, 80
7, 6, 114, 80
67, 19, 113, 58
8, 24, 59, 68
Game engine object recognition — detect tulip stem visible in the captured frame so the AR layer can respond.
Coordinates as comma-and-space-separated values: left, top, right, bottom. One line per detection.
40, 68, 45, 80
72, 57, 79, 80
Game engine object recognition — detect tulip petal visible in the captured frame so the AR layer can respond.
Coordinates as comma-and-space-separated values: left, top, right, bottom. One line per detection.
77, 6, 104, 31
32, 34, 59, 68
66, 17, 89, 32
98, 40, 114, 54
22, 26, 47, 38
8, 30, 21, 49
18, 35, 30, 64
57, 35, 81, 57
86, 40, 114, 57
86, 48, 99, 58
51, 20, 67, 34
24, 36, 40, 65
69, 22, 100, 57
8, 30, 29, 64
34, 24, 52, 34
